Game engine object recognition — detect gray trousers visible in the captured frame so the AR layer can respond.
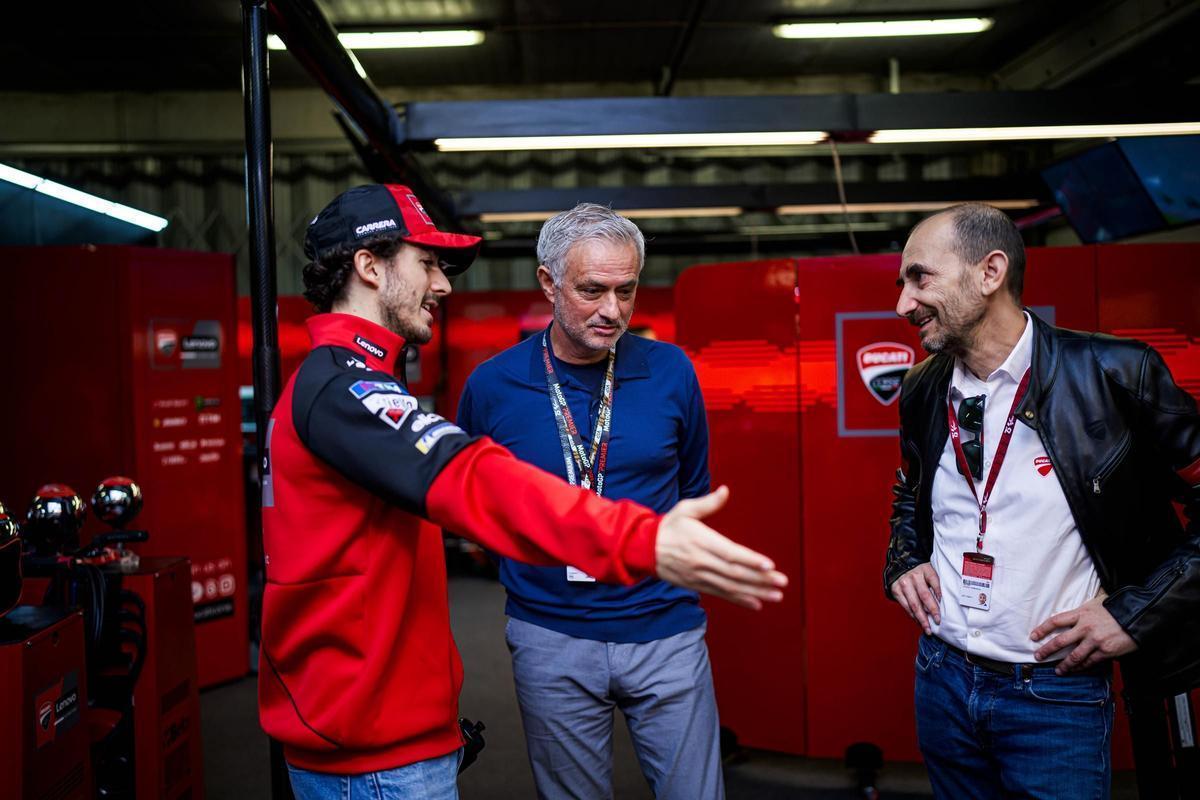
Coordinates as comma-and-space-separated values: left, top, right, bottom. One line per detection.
505, 617, 725, 800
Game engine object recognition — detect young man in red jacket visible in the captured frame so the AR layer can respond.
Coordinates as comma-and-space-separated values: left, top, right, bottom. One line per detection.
259, 184, 788, 800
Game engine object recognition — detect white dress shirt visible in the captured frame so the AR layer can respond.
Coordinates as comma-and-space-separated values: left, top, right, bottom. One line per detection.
929, 313, 1101, 662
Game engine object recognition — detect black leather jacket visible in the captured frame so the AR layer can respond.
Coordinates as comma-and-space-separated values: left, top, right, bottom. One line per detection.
884, 312, 1200, 693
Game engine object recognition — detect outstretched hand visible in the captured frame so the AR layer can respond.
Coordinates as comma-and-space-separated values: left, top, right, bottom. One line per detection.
655, 486, 788, 610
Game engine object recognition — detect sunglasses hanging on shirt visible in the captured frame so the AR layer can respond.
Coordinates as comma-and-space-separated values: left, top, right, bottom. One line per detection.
956, 394, 986, 480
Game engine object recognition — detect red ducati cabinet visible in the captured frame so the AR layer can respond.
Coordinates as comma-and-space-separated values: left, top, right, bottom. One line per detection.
0, 245, 249, 688
676, 244, 1200, 766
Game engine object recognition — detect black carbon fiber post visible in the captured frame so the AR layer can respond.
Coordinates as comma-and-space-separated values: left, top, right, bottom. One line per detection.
242, 0, 282, 422
241, 2, 290, 799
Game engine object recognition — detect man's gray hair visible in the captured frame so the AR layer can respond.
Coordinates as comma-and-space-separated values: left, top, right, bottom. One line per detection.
537, 203, 645, 285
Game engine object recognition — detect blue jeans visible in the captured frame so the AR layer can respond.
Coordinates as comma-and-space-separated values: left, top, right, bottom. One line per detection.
287, 750, 462, 800
914, 635, 1114, 799
505, 617, 724, 800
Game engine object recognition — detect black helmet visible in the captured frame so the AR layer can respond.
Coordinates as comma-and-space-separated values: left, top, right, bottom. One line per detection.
25, 484, 86, 556
0, 500, 22, 616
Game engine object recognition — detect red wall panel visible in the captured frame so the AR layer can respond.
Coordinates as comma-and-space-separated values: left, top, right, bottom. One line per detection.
676, 260, 807, 755
1096, 243, 1200, 395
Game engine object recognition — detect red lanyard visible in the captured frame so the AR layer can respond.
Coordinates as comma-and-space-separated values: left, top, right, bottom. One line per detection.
947, 368, 1031, 552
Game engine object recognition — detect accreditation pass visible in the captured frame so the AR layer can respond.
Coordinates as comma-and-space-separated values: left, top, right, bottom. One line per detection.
960, 552, 994, 611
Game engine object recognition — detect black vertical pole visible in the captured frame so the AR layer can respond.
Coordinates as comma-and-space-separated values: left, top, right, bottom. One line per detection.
240, 2, 289, 799
1128, 692, 1180, 799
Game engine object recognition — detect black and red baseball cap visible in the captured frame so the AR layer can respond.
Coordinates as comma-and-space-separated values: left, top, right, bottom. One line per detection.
304, 184, 483, 275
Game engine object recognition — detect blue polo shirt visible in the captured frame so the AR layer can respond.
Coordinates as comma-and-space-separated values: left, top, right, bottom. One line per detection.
456, 325, 709, 643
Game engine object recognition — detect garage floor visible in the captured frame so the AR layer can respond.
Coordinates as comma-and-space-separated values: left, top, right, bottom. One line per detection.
200, 576, 1136, 799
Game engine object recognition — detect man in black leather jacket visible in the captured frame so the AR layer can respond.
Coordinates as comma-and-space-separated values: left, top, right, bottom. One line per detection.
884, 203, 1200, 798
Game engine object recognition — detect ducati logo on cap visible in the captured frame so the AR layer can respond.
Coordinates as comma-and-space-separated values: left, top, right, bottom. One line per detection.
406, 194, 433, 226
856, 342, 914, 406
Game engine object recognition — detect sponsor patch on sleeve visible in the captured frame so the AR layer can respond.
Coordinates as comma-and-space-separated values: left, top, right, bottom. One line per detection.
415, 422, 463, 454
358, 392, 420, 430
348, 380, 404, 399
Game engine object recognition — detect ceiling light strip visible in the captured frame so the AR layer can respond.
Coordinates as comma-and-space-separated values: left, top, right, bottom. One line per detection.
740, 222, 894, 235
773, 18, 993, 39
267, 31, 484, 51
869, 122, 1200, 143
776, 200, 1039, 215
0, 163, 168, 232
436, 131, 828, 152
479, 207, 743, 223
622, 207, 742, 219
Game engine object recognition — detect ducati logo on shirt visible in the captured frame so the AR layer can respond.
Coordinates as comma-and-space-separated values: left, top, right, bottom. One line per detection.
1035, 456, 1054, 476
856, 342, 914, 406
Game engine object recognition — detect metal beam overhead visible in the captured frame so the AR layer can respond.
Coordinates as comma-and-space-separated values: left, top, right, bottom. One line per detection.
475, 230, 907, 260
997, 0, 1200, 89
452, 179, 1047, 217
402, 87, 1200, 142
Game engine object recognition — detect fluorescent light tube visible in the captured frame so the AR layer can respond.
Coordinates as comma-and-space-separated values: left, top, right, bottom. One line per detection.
436, 131, 828, 152
776, 200, 1039, 215
337, 31, 484, 49
740, 222, 894, 235
479, 207, 743, 223
0, 163, 43, 189
476, 211, 556, 223
267, 30, 484, 51
869, 122, 1200, 143
622, 207, 742, 219
0, 163, 168, 232
773, 18, 993, 39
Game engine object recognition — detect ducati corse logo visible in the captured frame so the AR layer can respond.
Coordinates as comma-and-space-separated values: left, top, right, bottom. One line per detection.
856, 342, 914, 406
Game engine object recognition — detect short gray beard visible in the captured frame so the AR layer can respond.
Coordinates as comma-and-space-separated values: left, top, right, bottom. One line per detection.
552, 302, 625, 356
922, 303, 984, 356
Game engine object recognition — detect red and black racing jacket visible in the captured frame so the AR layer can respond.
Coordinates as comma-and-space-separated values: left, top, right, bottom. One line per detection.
259, 313, 660, 774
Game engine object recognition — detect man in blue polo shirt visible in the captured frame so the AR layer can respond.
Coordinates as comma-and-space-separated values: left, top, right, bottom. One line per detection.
457, 204, 722, 799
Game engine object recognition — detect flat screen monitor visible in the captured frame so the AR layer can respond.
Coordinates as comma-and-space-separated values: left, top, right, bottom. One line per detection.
1118, 135, 1200, 226
1040, 141, 1165, 244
